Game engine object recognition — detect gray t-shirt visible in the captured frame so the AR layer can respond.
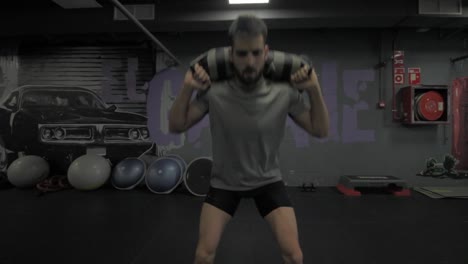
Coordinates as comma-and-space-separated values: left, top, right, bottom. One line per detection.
193, 76, 308, 191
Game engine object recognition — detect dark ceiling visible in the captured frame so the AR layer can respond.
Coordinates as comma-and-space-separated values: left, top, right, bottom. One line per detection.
0, 0, 467, 37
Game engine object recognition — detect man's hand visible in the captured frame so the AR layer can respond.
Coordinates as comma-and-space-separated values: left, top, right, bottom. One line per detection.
290, 65, 319, 92
185, 63, 211, 91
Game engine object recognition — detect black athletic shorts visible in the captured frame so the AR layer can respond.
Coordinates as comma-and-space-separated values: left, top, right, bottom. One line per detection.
204, 180, 292, 218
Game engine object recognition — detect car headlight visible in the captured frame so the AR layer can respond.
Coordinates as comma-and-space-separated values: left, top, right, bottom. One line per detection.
128, 128, 140, 140
140, 128, 149, 139
54, 128, 65, 140
42, 128, 53, 140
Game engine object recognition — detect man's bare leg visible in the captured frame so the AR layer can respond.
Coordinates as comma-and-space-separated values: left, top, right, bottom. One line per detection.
265, 207, 303, 264
194, 203, 232, 264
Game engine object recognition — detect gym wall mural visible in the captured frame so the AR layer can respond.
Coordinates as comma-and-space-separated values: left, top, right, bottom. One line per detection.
0, 40, 383, 194
0, 44, 19, 173
0, 44, 380, 172
152, 52, 378, 150
0, 44, 154, 174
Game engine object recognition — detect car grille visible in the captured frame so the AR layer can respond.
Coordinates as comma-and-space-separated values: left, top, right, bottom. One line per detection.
103, 126, 149, 142
104, 128, 131, 141
63, 127, 93, 140
39, 124, 150, 144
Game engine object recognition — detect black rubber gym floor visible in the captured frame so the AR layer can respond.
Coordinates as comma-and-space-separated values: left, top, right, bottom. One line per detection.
0, 186, 466, 264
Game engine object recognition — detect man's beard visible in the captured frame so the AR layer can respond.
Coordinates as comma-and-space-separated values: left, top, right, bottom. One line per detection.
234, 66, 263, 86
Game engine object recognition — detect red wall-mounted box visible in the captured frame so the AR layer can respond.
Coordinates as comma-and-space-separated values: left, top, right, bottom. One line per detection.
396, 85, 450, 125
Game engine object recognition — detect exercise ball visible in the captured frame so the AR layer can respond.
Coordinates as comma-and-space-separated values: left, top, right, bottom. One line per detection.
139, 154, 158, 187
7, 155, 49, 188
146, 157, 183, 194
111, 158, 146, 190
165, 154, 187, 173
67, 154, 111, 191
184, 157, 212, 197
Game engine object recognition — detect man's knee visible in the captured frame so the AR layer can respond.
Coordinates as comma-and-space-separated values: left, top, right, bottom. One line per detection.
194, 246, 216, 264
282, 248, 303, 264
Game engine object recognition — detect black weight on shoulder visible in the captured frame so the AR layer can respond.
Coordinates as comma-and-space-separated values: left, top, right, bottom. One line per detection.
190, 47, 313, 82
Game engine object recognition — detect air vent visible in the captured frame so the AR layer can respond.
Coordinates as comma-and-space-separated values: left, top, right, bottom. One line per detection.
114, 4, 155, 20
419, 0, 462, 15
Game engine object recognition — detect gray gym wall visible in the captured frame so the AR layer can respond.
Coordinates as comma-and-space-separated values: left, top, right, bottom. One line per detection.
151, 28, 468, 187
1, 0, 468, 188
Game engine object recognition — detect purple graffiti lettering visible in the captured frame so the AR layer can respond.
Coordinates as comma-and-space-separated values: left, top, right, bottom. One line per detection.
147, 68, 184, 146
286, 62, 340, 146
342, 70, 375, 143
317, 62, 340, 143
146, 67, 210, 148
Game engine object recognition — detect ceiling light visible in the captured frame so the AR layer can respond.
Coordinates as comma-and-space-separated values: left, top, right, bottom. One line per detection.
416, 28, 431, 33
52, 0, 102, 9
229, 0, 269, 4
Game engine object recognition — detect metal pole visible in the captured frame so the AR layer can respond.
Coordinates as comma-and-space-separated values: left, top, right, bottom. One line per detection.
109, 0, 182, 66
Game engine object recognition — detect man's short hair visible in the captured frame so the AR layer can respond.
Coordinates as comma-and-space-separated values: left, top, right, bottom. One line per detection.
228, 14, 268, 45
